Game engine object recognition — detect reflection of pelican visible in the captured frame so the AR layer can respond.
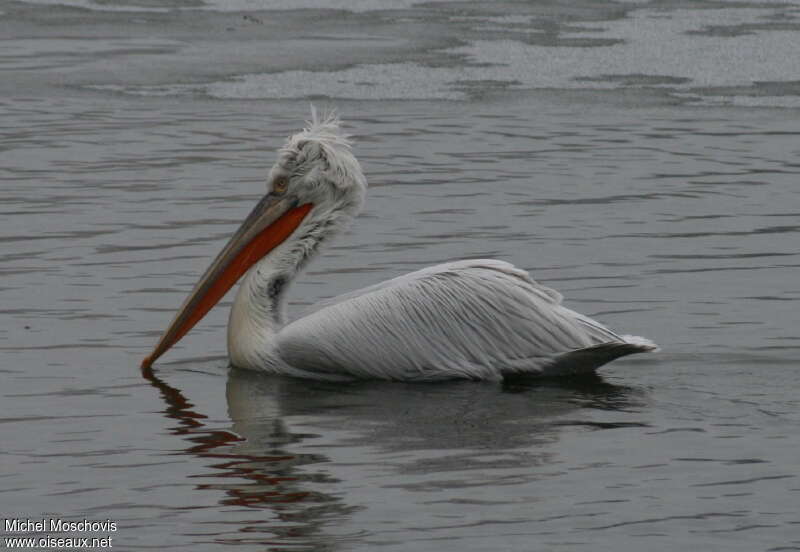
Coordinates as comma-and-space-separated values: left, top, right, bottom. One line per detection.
227, 369, 644, 456
142, 111, 657, 380
140, 364, 356, 549
141, 363, 641, 547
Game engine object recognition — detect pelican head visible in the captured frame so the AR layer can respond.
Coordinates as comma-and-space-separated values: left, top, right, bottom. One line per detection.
141, 110, 367, 370
270, 111, 367, 227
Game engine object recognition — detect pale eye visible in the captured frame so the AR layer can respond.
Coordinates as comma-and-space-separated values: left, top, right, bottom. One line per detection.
273, 177, 289, 194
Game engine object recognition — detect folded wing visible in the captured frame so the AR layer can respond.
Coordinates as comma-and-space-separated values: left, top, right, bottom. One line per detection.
277, 259, 655, 381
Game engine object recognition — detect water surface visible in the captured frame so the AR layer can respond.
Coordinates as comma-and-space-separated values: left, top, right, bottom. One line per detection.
2, 0, 799, 550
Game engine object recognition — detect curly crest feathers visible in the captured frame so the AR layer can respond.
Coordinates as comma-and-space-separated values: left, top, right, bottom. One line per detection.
281, 105, 352, 155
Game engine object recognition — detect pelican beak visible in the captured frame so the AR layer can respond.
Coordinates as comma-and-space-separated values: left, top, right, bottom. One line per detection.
141, 194, 313, 370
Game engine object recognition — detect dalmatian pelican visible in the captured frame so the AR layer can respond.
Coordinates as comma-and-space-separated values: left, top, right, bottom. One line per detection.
141, 111, 657, 380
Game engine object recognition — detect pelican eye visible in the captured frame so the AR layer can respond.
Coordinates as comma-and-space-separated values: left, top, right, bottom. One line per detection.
273, 177, 289, 195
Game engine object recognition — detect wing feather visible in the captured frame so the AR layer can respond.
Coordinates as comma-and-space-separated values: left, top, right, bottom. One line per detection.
277, 260, 635, 381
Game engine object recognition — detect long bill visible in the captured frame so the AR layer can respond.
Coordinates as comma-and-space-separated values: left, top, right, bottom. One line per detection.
141, 195, 314, 371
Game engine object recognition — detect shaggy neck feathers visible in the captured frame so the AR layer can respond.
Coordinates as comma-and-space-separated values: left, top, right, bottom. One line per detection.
226, 109, 366, 370
226, 208, 347, 370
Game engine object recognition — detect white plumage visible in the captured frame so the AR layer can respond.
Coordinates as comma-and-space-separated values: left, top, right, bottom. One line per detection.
277, 259, 657, 381
143, 109, 658, 380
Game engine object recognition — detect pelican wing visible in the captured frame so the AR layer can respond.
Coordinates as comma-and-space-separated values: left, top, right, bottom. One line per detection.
277, 259, 652, 381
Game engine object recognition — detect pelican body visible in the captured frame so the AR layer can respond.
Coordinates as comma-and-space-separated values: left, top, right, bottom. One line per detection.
142, 112, 657, 381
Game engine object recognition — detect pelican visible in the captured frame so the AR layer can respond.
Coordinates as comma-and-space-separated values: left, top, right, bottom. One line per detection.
141, 111, 658, 381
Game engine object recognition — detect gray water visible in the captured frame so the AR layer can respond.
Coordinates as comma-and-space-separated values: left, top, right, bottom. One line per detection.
2, 0, 800, 550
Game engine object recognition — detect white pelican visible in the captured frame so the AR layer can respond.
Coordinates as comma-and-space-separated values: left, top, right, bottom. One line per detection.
141, 111, 658, 380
